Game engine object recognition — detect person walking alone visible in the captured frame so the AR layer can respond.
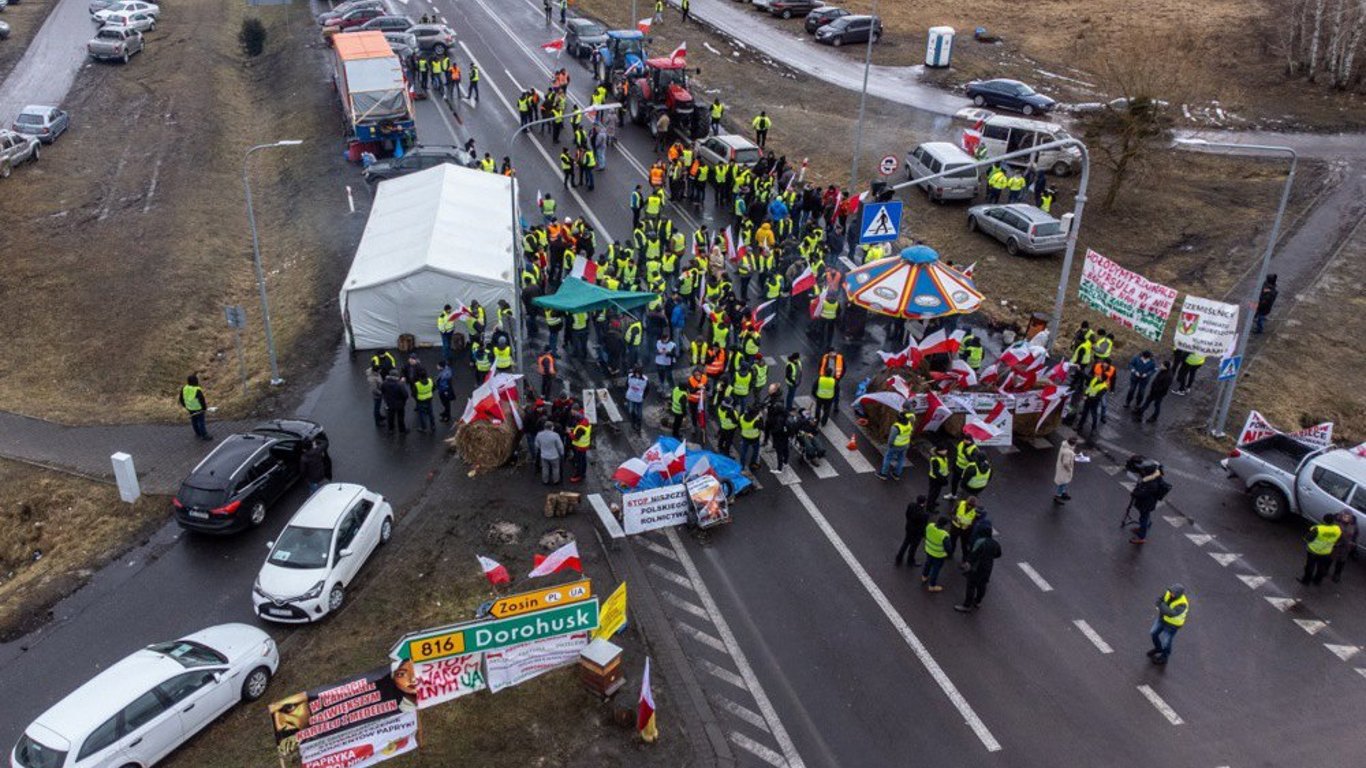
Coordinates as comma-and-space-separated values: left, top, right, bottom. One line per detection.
955, 524, 1001, 612
895, 495, 930, 567
1133, 361, 1173, 423
535, 422, 564, 485
1299, 513, 1343, 585
625, 366, 648, 433
1253, 274, 1278, 334
752, 111, 771, 149
436, 361, 455, 423
680, 0, 690, 23
1148, 585, 1189, 665
1053, 436, 1078, 503
178, 374, 212, 441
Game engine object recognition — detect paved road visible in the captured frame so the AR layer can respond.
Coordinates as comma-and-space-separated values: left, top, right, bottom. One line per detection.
0, 0, 94, 122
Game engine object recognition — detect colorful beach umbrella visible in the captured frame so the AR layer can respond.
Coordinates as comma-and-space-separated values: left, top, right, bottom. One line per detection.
843, 245, 983, 319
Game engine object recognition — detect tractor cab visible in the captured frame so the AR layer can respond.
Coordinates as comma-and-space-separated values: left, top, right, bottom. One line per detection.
645, 58, 694, 110
594, 30, 647, 84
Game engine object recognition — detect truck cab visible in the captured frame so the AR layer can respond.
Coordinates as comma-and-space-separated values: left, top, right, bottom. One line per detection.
1223, 435, 1366, 550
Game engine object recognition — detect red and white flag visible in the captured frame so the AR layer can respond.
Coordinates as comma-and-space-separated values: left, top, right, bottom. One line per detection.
477, 555, 511, 586
446, 300, 472, 323
686, 455, 716, 479
949, 358, 979, 388
540, 37, 565, 52
918, 329, 965, 357
963, 401, 1007, 442
878, 339, 917, 369
636, 17, 653, 34
808, 296, 821, 320
661, 441, 687, 479
723, 226, 738, 263
571, 255, 598, 284
922, 391, 953, 432
668, 42, 686, 61
1039, 385, 1069, 424
978, 362, 1000, 387
613, 457, 652, 488
1045, 361, 1071, 385
790, 265, 816, 295
529, 540, 582, 578
638, 657, 658, 743
751, 299, 777, 331
856, 391, 907, 412
961, 262, 977, 280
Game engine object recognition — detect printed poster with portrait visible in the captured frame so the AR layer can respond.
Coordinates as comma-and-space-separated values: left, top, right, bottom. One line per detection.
268, 665, 418, 768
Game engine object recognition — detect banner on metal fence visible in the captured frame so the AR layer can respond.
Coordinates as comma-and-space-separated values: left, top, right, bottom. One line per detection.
1078, 249, 1178, 341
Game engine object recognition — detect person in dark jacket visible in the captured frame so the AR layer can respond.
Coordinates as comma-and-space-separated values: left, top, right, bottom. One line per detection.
896, 495, 931, 567
1128, 466, 1168, 544
380, 371, 410, 434
1253, 274, 1278, 334
956, 524, 1002, 611
1133, 361, 1173, 424
769, 407, 791, 471
301, 439, 328, 493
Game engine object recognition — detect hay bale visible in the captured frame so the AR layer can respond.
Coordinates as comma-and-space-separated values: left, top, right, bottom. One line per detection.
448, 415, 521, 468
1013, 406, 1064, 437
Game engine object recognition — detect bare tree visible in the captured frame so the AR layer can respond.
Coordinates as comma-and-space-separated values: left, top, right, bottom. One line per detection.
1281, 0, 1366, 89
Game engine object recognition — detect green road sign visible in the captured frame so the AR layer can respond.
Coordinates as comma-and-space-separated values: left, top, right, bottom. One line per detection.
393, 598, 600, 662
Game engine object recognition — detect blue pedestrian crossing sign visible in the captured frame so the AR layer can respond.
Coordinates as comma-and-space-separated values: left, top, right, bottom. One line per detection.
1217, 355, 1241, 381
859, 201, 902, 244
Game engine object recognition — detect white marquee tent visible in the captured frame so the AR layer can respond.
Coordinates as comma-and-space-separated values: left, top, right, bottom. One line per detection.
340, 163, 517, 350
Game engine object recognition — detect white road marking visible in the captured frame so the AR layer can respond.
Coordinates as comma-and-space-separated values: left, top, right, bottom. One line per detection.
1136, 685, 1185, 725
659, 588, 710, 621
787, 484, 1001, 752
1184, 533, 1214, 546
503, 68, 524, 92
647, 561, 695, 590
729, 731, 788, 767
676, 621, 729, 653
1265, 596, 1298, 612
1100, 464, 1121, 476
1072, 619, 1114, 654
636, 536, 678, 561
1209, 552, 1241, 567
1163, 515, 1185, 527
595, 388, 623, 422
663, 528, 808, 768
819, 420, 876, 474
696, 656, 748, 690
712, 695, 772, 733
1017, 562, 1054, 593
1295, 619, 1329, 635
142, 154, 162, 213
1120, 480, 1136, 492
1356, 668, 1366, 680
1325, 644, 1361, 661
760, 446, 802, 486
1237, 574, 1268, 589
582, 388, 599, 423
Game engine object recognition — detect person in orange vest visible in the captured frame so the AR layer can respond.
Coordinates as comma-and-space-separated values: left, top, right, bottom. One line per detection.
819, 346, 845, 414
537, 347, 557, 398
687, 368, 709, 442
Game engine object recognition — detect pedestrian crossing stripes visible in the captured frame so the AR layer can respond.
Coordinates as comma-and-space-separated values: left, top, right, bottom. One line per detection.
659, 589, 710, 621
759, 446, 801, 486
729, 731, 788, 767
676, 621, 729, 653
647, 561, 695, 590
818, 420, 876, 474
712, 694, 772, 733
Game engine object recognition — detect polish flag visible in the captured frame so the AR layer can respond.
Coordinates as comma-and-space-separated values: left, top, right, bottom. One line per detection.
669, 42, 686, 61
541, 37, 565, 52
1045, 361, 1071, 385
723, 227, 738, 263
636, 17, 653, 34
529, 540, 582, 578
790, 265, 816, 295
963, 401, 1008, 442
878, 339, 917, 369
661, 441, 687, 479
571, 255, 598, 284
978, 363, 1000, 387
613, 457, 652, 488
1039, 385, 1068, 424
461, 381, 506, 424
687, 455, 716, 479
887, 374, 912, 399
949, 358, 979, 388
477, 555, 511, 586
857, 390, 906, 412
446, 300, 472, 323
638, 657, 658, 743
922, 391, 953, 432
918, 329, 965, 357
751, 299, 777, 331
808, 296, 821, 320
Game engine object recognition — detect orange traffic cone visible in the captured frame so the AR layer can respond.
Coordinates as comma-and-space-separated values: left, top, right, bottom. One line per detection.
847, 434, 858, 451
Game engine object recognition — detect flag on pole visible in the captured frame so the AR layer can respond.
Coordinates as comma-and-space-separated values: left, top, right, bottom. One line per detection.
668, 42, 686, 61
922, 391, 953, 432
961, 262, 977, 280
637, 657, 658, 743
790, 265, 816, 295
856, 390, 907, 412
571, 255, 598, 284
540, 37, 565, 52
660, 441, 687, 479
612, 457, 652, 488
686, 455, 715, 479
751, 299, 777, 331
529, 540, 582, 578
477, 555, 511, 586
723, 226, 738, 263
636, 17, 653, 34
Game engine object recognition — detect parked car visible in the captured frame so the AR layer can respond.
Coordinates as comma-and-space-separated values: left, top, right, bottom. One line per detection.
813, 14, 881, 46
384, 30, 417, 60
97, 9, 156, 32
750, 0, 774, 11
768, 0, 822, 19
904, 141, 979, 202
1223, 435, 1366, 544
12, 105, 70, 143
364, 145, 477, 183
353, 14, 413, 33
253, 483, 394, 623
966, 203, 1067, 256
409, 23, 455, 54
804, 5, 848, 32
564, 18, 607, 58
965, 78, 1056, 116
0, 19, 9, 40
0, 129, 39, 178
9, 624, 278, 768
88, 0, 125, 14
315, 0, 382, 25
321, 5, 384, 36
91, 0, 158, 22
694, 134, 762, 168
956, 108, 1081, 175
88, 25, 143, 61
173, 419, 329, 534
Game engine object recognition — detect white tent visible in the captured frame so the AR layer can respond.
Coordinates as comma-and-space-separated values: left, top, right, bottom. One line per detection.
341, 163, 518, 350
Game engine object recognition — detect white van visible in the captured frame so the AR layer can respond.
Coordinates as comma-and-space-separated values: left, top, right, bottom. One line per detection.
958, 108, 1081, 176
904, 141, 979, 202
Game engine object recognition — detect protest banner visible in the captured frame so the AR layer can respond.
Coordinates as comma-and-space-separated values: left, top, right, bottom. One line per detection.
269, 665, 418, 768
485, 631, 591, 693
1078, 249, 1178, 341
1174, 295, 1239, 356
410, 653, 486, 709
622, 484, 690, 534
1237, 410, 1334, 448
591, 581, 628, 641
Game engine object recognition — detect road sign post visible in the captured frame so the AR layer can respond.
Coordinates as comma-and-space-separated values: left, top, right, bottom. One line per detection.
878, 155, 898, 177
859, 200, 902, 245
1217, 355, 1241, 382
392, 599, 600, 663
224, 305, 248, 394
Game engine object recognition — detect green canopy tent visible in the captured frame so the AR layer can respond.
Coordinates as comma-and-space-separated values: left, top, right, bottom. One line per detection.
531, 277, 658, 314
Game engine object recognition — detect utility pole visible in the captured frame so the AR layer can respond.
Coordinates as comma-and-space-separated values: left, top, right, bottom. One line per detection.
242, 140, 302, 387
848, 0, 877, 192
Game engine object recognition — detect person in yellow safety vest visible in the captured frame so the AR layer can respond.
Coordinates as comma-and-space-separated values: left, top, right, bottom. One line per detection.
492, 340, 513, 371
963, 456, 992, 494
370, 350, 397, 377
645, 190, 664, 219
783, 352, 802, 410
737, 406, 764, 469
480, 153, 496, 173
714, 398, 739, 455
429, 56, 445, 97
558, 147, 574, 188
751, 111, 771, 148
1301, 513, 1344, 585
416, 55, 429, 92
623, 319, 644, 368
668, 383, 689, 439
812, 372, 837, 426
986, 165, 1009, 204
730, 365, 754, 409
178, 374, 211, 440
412, 370, 436, 432
592, 85, 606, 106
1070, 334, 1094, 367
1076, 369, 1110, 434
710, 98, 725, 135
471, 342, 493, 379
1093, 330, 1114, 362
1040, 188, 1055, 213
690, 338, 709, 366
948, 496, 980, 563
1149, 584, 1189, 665
926, 446, 950, 512
878, 411, 916, 480
1174, 350, 1205, 395
711, 318, 731, 349
437, 307, 456, 363
661, 251, 679, 283
765, 272, 784, 303
949, 436, 979, 498
753, 358, 768, 389
568, 418, 592, 482
921, 516, 952, 591
960, 331, 984, 371
742, 331, 761, 357
1006, 171, 1027, 203
467, 62, 480, 103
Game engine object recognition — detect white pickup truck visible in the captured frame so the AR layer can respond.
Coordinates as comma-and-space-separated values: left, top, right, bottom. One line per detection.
1223, 434, 1366, 550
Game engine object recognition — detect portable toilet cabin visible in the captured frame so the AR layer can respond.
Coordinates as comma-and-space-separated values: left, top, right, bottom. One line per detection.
926, 26, 955, 68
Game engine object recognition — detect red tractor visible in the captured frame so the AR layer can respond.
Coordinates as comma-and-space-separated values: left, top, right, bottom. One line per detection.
622, 57, 709, 141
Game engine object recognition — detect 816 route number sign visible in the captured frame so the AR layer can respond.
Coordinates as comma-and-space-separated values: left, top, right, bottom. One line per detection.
394, 599, 601, 663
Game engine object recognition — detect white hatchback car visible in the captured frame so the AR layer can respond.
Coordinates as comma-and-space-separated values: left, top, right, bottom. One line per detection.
253, 483, 393, 623
10, 624, 278, 768
92, 0, 159, 23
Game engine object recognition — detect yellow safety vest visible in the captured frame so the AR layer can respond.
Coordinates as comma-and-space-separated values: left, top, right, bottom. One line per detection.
929, 455, 949, 480
733, 371, 752, 396
181, 385, 204, 413
414, 379, 434, 401
815, 375, 836, 400
953, 501, 978, 530
494, 345, 512, 369
571, 424, 592, 450
820, 299, 839, 320
955, 441, 978, 469
1308, 524, 1342, 556
892, 420, 913, 448
739, 414, 761, 440
923, 524, 950, 558
717, 407, 738, 431
965, 465, 991, 490
437, 313, 455, 333
1161, 592, 1189, 627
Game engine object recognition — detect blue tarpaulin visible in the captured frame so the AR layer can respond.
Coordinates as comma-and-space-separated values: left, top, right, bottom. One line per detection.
623, 437, 753, 496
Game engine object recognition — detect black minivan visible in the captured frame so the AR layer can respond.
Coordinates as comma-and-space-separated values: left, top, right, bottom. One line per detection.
173, 420, 329, 534
813, 14, 882, 47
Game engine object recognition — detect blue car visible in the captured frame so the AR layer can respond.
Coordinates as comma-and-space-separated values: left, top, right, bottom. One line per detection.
965, 78, 1056, 116
12, 105, 70, 144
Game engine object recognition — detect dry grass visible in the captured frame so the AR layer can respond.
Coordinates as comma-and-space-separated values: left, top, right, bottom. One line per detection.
1234, 222, 1366, 445
0, 0, 57, 80
0, 0, 351, 424
0, 460, 164, 639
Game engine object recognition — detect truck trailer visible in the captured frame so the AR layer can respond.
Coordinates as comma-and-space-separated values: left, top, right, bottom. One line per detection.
332, 31, 415, 156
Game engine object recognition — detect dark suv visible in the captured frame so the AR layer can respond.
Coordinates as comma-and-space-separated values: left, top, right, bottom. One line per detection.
363, 145, 477, 183
173, 420, 329, 534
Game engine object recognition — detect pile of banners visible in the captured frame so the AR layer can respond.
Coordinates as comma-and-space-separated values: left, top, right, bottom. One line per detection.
612, 436, 753, 495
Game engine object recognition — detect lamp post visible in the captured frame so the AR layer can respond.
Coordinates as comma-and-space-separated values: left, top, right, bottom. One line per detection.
888, 137, 1090, 355
1175, 138, 1297, 437
848, 0, 878, 191
243, 140, 302, 387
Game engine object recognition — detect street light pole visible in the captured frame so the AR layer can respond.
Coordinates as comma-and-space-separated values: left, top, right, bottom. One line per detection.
1176, 139, 1297, 437
848, 0, 877, 191
242, 140, 302, 387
